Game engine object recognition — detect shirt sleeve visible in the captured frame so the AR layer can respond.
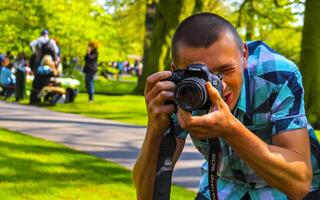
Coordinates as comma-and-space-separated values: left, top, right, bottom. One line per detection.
270, 69, 308, 135
29, 39, 38, 52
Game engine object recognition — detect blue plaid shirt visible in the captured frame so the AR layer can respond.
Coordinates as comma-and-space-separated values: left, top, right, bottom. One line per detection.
170, 41, 320, 199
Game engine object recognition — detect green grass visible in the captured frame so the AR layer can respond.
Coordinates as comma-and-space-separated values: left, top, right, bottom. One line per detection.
81, 77, 137, 95
0, 128, 196, 199
37, 93, 148, 126
21, 74, 147, 125
77, 75, 137, 95
26, 74, 137, 95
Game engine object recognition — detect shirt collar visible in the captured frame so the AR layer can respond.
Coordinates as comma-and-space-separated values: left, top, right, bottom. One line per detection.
234, 68, 251, 115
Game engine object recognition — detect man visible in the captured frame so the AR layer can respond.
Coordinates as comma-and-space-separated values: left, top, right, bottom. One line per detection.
30, 29, 59, 66
133, 12, 320, 200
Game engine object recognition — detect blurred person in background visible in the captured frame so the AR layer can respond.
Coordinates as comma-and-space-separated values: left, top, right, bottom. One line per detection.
83, 41, 98, 102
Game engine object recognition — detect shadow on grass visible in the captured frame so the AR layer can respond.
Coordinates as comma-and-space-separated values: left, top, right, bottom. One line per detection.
0, 138, 133, 196
0, 129, 197, 199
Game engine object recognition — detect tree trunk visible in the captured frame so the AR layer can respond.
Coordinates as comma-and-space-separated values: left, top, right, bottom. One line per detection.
300, 0, 320, 125
133, 0, 184, 95
192, 0, 204, 13
245, 4, 254, 41
245, 20, 254, 41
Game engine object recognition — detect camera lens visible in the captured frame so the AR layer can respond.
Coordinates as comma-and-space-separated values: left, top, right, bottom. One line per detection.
175, 78, 207, 111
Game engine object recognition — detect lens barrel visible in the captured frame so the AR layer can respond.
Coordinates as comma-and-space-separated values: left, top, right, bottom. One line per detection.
174, 77, 208, 111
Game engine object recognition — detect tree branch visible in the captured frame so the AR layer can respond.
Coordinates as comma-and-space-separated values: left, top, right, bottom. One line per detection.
250, 0, 297, 29
236, 0, 250, 28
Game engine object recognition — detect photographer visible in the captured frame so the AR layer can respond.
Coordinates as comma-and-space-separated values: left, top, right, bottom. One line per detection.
83, 41, 98, 102
133, 13, 320, 200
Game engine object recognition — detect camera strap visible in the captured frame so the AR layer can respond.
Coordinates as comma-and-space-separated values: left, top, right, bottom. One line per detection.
208, 138, 221, 200
153, 121, 177, 200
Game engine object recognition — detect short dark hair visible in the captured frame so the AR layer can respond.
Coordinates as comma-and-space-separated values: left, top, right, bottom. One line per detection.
41, 30, 49, 36
172, 12, 243, 64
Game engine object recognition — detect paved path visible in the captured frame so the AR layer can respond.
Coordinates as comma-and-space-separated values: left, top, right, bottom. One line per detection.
0, 101, 204, 191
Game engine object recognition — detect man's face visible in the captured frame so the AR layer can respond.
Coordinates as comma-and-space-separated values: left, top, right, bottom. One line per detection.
175, 32, 248, 112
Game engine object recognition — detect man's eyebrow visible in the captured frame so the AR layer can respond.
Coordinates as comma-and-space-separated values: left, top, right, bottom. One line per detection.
215, 63, 234, 70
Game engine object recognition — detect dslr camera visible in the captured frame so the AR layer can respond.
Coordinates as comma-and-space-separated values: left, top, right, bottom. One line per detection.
165, 63, 223, 111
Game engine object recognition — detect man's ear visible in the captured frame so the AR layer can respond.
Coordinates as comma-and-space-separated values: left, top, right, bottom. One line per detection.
170, 62, 177, 71
242, 43, 249, 69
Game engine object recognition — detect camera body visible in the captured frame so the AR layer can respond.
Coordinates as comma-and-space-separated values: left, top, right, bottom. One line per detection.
165, 63, 223, 111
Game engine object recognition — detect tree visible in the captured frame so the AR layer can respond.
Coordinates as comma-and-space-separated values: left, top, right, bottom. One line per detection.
0, 0, 145, 65
232, 0, 304, 63
132, 0, 304, 95
300, 0, 320, 126
133, 0, 187, 94
104, 0, 146, 61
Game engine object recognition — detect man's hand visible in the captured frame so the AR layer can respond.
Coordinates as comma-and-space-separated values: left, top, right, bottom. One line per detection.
144, 71, 176, 135
134, 71, 181, 200
177, 82, 236, 139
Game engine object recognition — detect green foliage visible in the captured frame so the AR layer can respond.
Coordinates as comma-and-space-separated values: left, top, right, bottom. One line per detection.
226, 0, 304, 63
0, 0, 305, 74
316, 130, 320, 140
134, 0, 200, 94
2, 0, 315, 117
134, 0, 305, 94
109, 0, 146, 61
0, 128, 196, 199
0, 0, 145, 64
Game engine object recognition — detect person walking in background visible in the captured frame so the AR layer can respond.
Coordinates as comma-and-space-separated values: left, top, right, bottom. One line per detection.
14, 52, 28, 101
83, 41, 98, 102
29, 30, 59, 72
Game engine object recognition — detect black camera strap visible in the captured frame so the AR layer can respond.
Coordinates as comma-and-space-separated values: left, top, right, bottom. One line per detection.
208, 138, 221, 200
153, 121, 177, 200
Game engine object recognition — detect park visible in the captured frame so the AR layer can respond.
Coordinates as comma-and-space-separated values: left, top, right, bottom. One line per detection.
0, 0, 320, 199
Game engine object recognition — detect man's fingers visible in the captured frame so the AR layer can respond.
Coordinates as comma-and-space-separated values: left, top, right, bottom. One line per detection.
205, 82, 224, 109
161, 104, 176, 115
151, 90, 175, 106
178, 108, 216, 128
177, 109, 218, 140
149, 103, 176, 118
144, 71, 172, 95
145, 81, 176, 104
188, 128, 211, 140
177, 108, 204, 128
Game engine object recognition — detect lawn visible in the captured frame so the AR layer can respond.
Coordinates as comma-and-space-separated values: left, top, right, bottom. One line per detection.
38, 93, 148, 126
21, 75, 148, 126
316, 130, 320, 140
25, 74, 137, 96
78, 76, 137, 95
0, 128, 196, 199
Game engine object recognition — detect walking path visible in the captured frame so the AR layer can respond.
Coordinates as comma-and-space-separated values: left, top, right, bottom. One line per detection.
0, 101, 204, 191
